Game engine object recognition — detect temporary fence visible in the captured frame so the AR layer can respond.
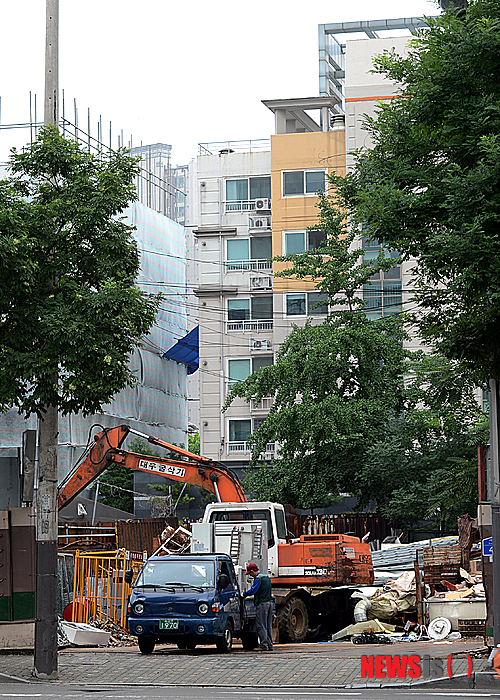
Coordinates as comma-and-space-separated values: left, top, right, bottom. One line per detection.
71, 549, 146, 628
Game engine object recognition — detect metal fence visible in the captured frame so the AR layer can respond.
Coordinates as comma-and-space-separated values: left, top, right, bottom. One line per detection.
71, 549, 146, 628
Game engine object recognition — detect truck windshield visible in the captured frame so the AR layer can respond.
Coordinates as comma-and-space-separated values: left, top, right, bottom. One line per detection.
135, 560, 215, 589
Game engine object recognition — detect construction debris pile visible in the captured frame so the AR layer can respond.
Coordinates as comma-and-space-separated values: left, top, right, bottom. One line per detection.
331, 548, 486, 645
89, 618, 137, 647
431, 567, 484, 600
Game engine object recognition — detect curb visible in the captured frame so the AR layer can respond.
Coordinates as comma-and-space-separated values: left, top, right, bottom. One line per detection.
347, 671, 499, 690
0, 672, 30, 684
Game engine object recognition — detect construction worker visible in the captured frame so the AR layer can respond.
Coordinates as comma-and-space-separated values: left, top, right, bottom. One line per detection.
242, 562, 273, 651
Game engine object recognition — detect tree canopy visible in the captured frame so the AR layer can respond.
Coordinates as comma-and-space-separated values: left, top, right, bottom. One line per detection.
224, 145, 488, 523
224, 191, 409, 510
0, 126, 160, 417
333, 0, 500, 382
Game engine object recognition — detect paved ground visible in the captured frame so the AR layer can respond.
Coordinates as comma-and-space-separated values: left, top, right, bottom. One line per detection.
0, 638, 491, 688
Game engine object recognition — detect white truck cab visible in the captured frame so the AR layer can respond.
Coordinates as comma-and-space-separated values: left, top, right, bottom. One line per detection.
203, 502, 288, 577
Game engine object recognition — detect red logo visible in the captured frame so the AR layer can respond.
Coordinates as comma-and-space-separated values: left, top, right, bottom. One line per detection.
361, 653, 473, 680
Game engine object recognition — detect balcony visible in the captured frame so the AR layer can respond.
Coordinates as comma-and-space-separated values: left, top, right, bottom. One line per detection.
227, 319, 273, 333
227, 441, 275, 458
224, 200, 271, 213
251, 397, 273, 411
225, 259, 272, 272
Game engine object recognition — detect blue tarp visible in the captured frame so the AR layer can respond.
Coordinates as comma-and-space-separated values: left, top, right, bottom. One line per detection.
163, 326, 199, 375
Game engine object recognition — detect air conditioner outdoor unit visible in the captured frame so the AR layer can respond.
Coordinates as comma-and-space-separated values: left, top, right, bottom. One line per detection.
250, 276, 272, 290
250, 338, 271, 351
254, 198, 270, 211
250, 216, 269, 228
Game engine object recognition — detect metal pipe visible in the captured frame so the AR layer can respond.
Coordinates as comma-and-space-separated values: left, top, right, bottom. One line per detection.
91, 480, 100, 526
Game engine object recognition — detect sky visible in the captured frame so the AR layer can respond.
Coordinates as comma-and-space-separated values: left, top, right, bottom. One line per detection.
0, 0, 437, 166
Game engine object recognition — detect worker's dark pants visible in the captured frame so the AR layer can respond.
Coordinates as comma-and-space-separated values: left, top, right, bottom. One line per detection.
256, 601, 273, 650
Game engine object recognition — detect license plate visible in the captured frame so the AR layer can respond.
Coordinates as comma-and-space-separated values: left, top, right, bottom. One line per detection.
159, 619, 179, 630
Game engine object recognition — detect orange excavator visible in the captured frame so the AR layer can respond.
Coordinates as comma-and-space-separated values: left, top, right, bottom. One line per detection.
58, 424, 373, 642
57, 424, 246, 509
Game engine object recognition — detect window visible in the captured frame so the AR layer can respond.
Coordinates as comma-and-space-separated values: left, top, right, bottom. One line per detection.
250, 177, 271, 200
228, 299, 250, 321
226, 237, 272, 271
228, 419, 251, 443
252, 356, 273, 372
363, 281, 402, 319
362, 237, 402, 318
227, 239, 249, 262
227, 297, 273, 331
228, 359, 251, 387
283, 169, 326, 197
226, 177, 271, 210
286, 292, 328, 316
284, 230, 326, 255
251, 296, 273, 320
251, 236, 272, 260
274, 508, 287, 540
226, 179, 248, 202
227, 356, 273, 391
210, 508, 276, 549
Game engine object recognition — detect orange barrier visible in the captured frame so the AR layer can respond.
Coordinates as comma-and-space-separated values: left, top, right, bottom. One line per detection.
71, 549, 146, 628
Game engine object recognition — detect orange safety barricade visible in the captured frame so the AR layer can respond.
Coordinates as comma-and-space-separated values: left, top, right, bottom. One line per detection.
71, 549, 146, 628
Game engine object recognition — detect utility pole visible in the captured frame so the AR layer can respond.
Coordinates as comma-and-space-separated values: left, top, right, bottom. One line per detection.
34, 0, 59, 680
490, 379, 500, 647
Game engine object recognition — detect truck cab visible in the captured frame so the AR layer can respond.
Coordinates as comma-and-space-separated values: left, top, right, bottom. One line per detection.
127, 553, 257, 654
203, 501, 287, 577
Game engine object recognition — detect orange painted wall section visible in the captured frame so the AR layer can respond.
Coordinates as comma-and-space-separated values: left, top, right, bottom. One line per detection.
271, 130, 346, 294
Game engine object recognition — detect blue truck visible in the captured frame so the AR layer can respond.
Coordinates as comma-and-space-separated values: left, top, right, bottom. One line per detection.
126, 552, 258, 653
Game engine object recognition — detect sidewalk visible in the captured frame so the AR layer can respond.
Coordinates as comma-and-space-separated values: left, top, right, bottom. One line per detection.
0, 638, 491, 688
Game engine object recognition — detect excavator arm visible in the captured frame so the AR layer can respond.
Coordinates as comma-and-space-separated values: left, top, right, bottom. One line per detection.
57, 424, 247, 509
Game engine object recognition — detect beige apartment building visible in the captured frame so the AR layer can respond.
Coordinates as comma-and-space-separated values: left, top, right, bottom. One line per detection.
192, 16, 440, 480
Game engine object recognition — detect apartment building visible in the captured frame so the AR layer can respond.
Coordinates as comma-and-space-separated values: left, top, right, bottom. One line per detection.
192, 17, 440, 478
319, 18, 431, 351
192, 100, 343, 477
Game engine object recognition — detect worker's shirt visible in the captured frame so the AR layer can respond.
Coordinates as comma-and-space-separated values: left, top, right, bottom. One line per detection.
244, 572, 273, 605
244, 575, 261, 598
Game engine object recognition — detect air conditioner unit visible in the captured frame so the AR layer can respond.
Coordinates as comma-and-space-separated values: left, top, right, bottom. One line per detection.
249, 216, 270, 229
254, 198, 270, 211
250, 276, 272, 291
250, 338, 271, 351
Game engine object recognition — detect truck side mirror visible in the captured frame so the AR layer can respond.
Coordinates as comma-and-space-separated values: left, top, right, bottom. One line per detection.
124, 569, 133, 585
218, 573, 229, 591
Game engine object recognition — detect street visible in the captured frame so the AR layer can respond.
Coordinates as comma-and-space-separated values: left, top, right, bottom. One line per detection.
1, 684, 500, 700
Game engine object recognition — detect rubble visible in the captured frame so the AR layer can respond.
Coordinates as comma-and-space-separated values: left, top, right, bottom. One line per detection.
89, 618, 137, 647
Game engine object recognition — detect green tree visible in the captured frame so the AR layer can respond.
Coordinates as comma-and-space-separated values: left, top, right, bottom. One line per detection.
95, 461, 134, 514
360, 355, 489, 528
188, 432, 200, 455
224, 192, 409, 509
0, 126, 160, 416
332, 0, 500, 382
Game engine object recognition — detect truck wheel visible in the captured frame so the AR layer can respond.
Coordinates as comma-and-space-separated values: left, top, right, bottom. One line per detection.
278, 597, 308, 643
138, 636, 155, 654
241, 631, 258, 650
216, 622, 233, 653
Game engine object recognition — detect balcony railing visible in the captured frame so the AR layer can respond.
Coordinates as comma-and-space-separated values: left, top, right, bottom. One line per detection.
227, 441, 275, 458
227, 319, 273, 333
225, 259, 272, 272
224, 200, 271, 213
251, 397, 273, 411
